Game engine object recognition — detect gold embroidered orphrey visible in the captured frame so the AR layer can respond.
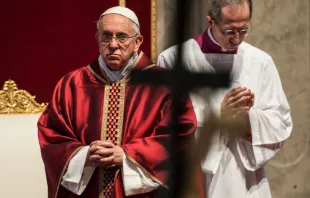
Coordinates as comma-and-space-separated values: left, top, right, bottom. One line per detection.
0, 80, 47, 114
99, 82, 125, 198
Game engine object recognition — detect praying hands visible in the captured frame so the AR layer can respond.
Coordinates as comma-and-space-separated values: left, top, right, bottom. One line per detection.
220, 86, 254, 136
221, 86, 254, 119
86, 140, 124, 168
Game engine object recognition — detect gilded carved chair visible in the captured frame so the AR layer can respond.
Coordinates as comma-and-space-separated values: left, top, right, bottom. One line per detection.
0, 80, 48, 197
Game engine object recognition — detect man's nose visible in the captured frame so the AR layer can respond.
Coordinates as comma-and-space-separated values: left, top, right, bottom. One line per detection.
109, 37, 119, 48
232, 34, 242, 44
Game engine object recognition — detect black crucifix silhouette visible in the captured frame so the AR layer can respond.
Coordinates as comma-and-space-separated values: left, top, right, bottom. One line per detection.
131, 1, 230, 197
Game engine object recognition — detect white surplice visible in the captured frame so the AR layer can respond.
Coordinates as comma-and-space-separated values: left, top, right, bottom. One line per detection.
157, 37, 292, 197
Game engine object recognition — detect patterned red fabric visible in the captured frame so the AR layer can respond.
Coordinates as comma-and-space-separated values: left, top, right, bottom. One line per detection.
102, 83, 122, 197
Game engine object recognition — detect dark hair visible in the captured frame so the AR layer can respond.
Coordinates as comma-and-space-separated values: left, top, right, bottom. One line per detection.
208, 0, 253, 22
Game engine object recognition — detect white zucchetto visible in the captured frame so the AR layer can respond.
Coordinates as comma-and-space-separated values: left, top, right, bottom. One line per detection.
100, 6, 140, 28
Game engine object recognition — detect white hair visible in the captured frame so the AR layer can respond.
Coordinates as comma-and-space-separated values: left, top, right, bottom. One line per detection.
96, 16, 141, 34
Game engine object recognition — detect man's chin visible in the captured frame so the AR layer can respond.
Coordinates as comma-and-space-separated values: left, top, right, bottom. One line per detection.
227, 43, 241, 51
221, 44, 239, 52
224, 47, 238, 52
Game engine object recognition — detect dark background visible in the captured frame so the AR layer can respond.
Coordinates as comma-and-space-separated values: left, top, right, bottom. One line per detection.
0, 0, 152, 102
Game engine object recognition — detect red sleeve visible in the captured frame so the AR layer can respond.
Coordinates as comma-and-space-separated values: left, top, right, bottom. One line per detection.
122, 94, 197, 187
37, 73, 85, 198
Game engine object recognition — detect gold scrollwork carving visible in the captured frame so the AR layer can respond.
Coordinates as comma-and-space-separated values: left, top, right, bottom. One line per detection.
0, 80, 47, 114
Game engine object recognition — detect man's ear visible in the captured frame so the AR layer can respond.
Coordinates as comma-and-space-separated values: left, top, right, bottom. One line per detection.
134, 35, 143, 52
206, 16, 213, 27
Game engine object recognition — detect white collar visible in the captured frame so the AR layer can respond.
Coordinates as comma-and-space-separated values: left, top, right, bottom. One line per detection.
208, 27, 230, 52
208, 27, 221, 46
98, 52, 138, 82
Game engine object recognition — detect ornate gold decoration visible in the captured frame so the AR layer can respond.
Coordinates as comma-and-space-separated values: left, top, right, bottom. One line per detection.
119, 0, 126, 7
151, 0, 157, 63
0, 80, 47, 114
99, 82, 125, 198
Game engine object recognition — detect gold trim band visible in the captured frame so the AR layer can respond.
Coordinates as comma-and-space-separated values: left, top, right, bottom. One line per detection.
55, 146, 85, 198
151, 0, 157, 63
119, 0, 126, 7
142, 64, 156, 71
87, 65, 109, 84
99, 82, 126, 197
126, 155, 169, 189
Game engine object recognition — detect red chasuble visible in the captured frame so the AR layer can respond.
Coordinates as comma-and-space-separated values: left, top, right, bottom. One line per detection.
38, 51, 197, 198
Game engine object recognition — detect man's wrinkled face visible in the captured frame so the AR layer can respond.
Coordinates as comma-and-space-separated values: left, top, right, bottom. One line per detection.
207, 1, 250, 51
97, 14, 143, 70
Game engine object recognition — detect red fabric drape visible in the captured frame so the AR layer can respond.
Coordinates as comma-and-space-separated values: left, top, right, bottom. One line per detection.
0, 0, 153, 102
38, 51, 197, 197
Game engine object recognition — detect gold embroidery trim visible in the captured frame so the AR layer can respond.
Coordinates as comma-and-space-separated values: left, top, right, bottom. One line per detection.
101, 83, 125, 146
99, 83, 126, 197
151, 0, 157, 63
87, 65, 109, 84
142, 64, 156, 71
0, 79, 47, 114
99, 84, 110, 198
126, 155, 169, 189
119, 0, 126, 7
116, 83, 126, 144
54, 146, 85, 198
101, 85, 110, 141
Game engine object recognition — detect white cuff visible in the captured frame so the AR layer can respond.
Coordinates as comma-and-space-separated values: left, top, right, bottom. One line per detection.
122, 154, 160, 196
61, 146, 95, 195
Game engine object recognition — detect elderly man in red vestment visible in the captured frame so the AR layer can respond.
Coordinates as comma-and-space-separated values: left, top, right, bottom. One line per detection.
38, 6, 197, 198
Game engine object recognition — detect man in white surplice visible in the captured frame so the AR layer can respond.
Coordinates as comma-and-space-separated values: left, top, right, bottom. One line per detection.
157, 0, 292, 197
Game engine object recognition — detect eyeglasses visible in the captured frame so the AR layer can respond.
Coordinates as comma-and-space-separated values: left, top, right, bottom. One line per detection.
213, 20, 251, 38
97, 32, 137, 44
